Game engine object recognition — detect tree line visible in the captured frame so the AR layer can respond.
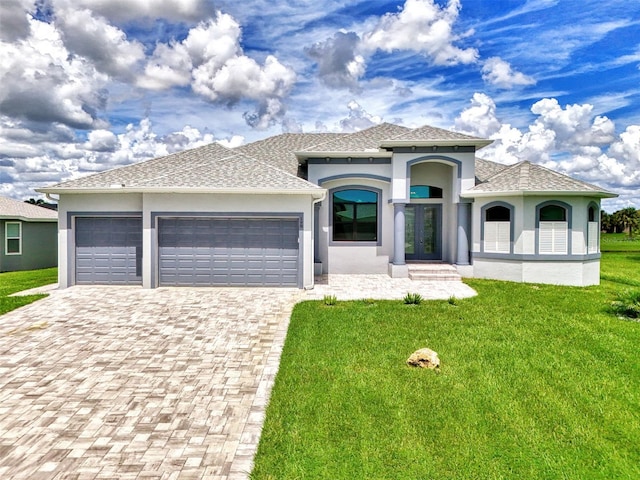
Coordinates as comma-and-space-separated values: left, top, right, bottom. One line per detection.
601, 207, 639, 237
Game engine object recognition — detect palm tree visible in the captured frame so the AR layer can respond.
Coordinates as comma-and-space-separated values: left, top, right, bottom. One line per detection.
617, 207, 639, 238
25, 198, 45, 206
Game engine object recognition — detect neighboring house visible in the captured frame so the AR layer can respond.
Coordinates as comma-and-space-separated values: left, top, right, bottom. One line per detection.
0, 196, 58, 272
38, 123, 616, 288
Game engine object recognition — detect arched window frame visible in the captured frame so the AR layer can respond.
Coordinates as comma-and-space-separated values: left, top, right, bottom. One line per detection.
536, 201, 572, 255
329, 186, 382, 245
480, 201, 514, 254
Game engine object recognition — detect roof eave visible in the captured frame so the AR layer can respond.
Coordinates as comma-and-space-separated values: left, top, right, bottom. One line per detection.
461, 190, 618, 199
379, 139, 494, 149
37, 186, 326, 198
0, 215, 57, 222
295, 150, 393, 163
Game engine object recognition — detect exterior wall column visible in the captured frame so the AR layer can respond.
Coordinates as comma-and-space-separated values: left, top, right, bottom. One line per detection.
393, 203, 406, 265
456, 202, 471, 265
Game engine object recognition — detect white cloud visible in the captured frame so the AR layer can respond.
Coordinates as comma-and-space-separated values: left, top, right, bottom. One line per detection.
56, 7, 145, 80
140, 14, 297, 128
0, 0, 35, 41
454, 93, 640, 204
454, 93, 502, 138
0, 17, 108, 129
362, 0, 478, 65
53, 0, 215, 23
481, 57, 535, 89
338, 100, 383, 132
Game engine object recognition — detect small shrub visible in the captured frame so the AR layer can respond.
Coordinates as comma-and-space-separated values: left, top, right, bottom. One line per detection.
360, 298, 376, 306
611, 289, 640, 320
403, 292, 422, 305
448, 296, 458, 306
323, 294, 337, 306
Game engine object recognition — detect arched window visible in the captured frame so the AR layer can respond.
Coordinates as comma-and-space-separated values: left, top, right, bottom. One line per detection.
587, 205, 599, 253
410, 185, 443, 199
332, 188, 379, 241
483, 204, 512, 253
538, 203, 569, 254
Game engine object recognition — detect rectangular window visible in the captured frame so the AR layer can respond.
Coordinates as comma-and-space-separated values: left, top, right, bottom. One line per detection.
6, 221, 22, 255
539, 221, 567, 254
484, 221, 510, 253
587, 221, 599, 253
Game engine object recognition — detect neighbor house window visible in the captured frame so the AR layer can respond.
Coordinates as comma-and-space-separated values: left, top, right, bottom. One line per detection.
538, 204, 568, 254
587, 205, 599, 254
332, 189, 378, 241
483, 205, 511, 253
5, 221, 22, 255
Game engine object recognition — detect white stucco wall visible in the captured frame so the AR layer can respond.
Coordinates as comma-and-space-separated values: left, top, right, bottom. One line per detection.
57, 193, 143, 288
57, 191, 317, 289
470, 195, 603, 286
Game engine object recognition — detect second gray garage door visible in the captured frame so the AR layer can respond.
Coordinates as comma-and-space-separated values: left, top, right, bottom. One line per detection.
158, 217, 300, 287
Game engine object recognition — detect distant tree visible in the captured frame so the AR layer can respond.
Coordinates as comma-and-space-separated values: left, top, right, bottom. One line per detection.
601, 210, 614, 233
618, 207, 640, 238
25, 198, 45, 206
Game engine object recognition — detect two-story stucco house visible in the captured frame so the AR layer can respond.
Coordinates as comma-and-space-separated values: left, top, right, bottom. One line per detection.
38, 123, 616, 289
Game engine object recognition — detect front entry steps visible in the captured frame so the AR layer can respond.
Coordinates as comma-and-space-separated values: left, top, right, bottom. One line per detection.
408, 263, 462, 282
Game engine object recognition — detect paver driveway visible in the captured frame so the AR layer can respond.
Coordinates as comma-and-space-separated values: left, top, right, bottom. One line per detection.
0, 286, 302, 480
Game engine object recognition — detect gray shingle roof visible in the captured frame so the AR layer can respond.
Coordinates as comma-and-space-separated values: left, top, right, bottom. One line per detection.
466, 161, 616, 196
301, 123, 411, 153
235, 133, 345, 175
0, 196, 57, 221
40, 142, 322, 192
475, 157, 508, 183
388, 124, 486, 142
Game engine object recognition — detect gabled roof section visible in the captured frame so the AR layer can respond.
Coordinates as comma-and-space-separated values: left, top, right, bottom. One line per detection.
235, 132, 345, 175
464, 160, 617, 198
380, 124, 492, 149
299, 123, 411, 155
38, 142, 323, 195
0, 196, 57, 221
475, 157, 508, 183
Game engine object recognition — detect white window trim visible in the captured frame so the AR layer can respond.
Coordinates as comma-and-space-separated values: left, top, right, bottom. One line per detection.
5, 221, 22, 255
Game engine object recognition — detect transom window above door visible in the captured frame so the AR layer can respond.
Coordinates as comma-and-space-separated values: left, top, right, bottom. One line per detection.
410, 185, 443, 199
332, 188, 378, 242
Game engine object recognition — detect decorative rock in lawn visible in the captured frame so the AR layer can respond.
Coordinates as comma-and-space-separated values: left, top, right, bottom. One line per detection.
407, 348, 440, 369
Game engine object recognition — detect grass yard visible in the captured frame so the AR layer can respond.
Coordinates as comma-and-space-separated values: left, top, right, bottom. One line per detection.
0, 268, 58, 316
252, 239, 640, 479
600, 232, 640, 252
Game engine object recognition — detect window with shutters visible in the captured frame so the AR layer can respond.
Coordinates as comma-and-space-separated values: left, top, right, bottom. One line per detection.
587, 205, 599, 253
483, 205, 511, 253
538, 204, 568, 254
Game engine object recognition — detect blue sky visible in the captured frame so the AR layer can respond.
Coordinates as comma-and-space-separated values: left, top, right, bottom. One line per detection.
0, 0, 639, 210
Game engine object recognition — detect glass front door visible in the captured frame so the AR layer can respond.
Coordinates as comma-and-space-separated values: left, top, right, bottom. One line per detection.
405, 204, 442, 261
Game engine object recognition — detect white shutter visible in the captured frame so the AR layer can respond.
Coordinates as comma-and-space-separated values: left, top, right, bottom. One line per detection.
484, 221, 510, 253
588, 221, 599, 253
539, 221, 567, 254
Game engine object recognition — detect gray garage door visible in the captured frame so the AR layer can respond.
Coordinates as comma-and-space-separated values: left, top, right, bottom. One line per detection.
158, 217, 300, 287
75, 217, 142, 285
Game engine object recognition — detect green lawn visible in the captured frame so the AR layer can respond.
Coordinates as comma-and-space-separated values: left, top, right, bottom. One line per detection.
0, 268, 58, 316
600, 232, 640, 252
252, 242, 640, 479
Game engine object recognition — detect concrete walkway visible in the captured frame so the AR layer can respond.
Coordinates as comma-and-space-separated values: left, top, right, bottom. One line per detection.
306, 274, 477, 301
0, 277, 475, 479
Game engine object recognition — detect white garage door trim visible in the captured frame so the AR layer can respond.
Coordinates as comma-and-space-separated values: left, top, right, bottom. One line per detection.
152, 213, 303, 288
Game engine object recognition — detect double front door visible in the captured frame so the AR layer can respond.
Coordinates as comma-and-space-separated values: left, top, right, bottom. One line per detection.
405, 204, 442, 261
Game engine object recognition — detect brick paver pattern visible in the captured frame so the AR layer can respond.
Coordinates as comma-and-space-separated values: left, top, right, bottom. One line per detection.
0, 286, 302, 480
